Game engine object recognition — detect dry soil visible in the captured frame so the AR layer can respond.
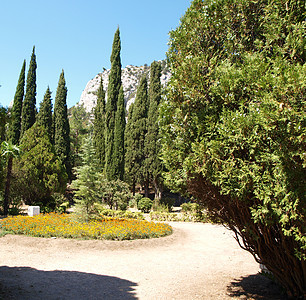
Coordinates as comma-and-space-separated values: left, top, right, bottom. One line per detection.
0, 222, 286, 299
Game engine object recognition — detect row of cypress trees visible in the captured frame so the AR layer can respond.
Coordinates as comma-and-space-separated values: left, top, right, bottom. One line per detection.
93, 28, 163, 200
9, 47, 71, 175
4, 47, 71, 213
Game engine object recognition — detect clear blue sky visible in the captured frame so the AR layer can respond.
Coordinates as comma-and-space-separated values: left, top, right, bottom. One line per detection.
0, 0, 191, 108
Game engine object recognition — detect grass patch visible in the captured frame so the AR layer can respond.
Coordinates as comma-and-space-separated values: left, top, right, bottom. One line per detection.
0, 213, 172, 240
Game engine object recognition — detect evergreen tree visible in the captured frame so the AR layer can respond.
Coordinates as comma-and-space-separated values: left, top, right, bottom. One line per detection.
8, 60, 26, 145
21, 46, 36, 136
13, 124, 67, 207
126, 75, 149, 195
105, 28, 122, 180
69, 104, 91, 168
93, 77, 106, 171
71, 135, 99, 221
54, 70, 71, 179
145, 61, 163, 201
37, 87, 53, 141
125, 103, 136, 194
113, 86, 125, 180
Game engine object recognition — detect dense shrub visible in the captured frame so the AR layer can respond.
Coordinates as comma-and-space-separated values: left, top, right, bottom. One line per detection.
138, 197, 153, 213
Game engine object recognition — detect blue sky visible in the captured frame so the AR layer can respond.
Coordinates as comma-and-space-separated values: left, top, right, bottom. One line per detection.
0, 0, 191, 108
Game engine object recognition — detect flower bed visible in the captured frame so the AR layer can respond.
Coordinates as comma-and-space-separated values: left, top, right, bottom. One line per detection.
0, 213, 172, 240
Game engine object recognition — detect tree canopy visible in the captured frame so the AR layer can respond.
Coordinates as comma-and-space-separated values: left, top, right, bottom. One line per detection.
161, 0, 305, 297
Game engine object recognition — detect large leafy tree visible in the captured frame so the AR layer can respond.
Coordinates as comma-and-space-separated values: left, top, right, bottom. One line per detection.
105, 28, 122, 181
21, 47, 36, 137
93, 77, 106, 171
54, 70, 71, 179
145, 61, 163, 201
37, 87, 53, 141
161, 0, 305, 297
113, 86, 125, 180
8, 60, 26, 144
125, 75, 149, 195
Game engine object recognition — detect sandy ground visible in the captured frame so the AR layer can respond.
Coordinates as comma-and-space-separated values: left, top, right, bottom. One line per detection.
0, 222, 286, 300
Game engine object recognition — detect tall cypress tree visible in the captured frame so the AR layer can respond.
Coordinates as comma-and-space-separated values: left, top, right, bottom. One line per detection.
145, 61, 163, 200
113, 86, 125, 180
8, 60, 26, 145
21, 46, 37, 137
37, 87, 53, 141
105, 28, 122, 180
125, 103, 136, 194
126, 75, 149, 194
54, 70, 71, 179
93, 77, 106, 171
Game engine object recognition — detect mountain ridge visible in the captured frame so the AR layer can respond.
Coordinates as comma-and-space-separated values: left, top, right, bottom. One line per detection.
78, 61, 170, 113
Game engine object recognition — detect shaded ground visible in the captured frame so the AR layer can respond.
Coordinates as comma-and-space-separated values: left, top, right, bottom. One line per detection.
0, 222, 286, 299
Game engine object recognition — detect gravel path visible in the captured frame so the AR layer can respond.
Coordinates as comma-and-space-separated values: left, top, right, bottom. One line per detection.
0, 222, 285, 299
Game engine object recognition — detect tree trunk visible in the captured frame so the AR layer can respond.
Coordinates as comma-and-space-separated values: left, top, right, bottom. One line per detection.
144, 180, 149, 198
3, 156, 13, 215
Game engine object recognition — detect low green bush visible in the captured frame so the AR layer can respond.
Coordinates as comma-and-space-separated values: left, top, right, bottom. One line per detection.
160, 197, 175, 212
138, 197, 153, 213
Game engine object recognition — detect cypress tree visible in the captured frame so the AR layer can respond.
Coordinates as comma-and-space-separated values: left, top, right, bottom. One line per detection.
37, 87, 53, 141
126, 75, 149, 194
21, 46, 37, 136
54, 70, 71, 179
105, 27, 122, 180
145, 61, 163, 201
125, 103, 136, 194
8, 60, 26, 145
113, 86, 125, 180
93, 77, 106, 171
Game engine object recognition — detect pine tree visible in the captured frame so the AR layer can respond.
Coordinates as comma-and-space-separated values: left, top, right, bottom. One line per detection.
21, 46, 37, 137
54, 70, 71, 179
37, 87, 53, 141
145, 61, 163, 201
113, 86, 125, 180
93, 77, 106, 171
126, 75, 149, 195
8, 60, 26, 145
105, 28, 122, 181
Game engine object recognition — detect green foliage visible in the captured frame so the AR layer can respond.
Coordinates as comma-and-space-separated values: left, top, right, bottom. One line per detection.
8, 60, 25, 145
161, 0, 305, 297
93, 77, 106, 171
37, 87, 53, 141
93, 204, 144, 220
69, 104, 92, 168
125, 76, 149, 189
145, 61, 163, 200
113, 86, 126, 180
159, 197, 175, 212
21, 47, 36, 137
105, 28, 122, 181
97, 178, 132, 211
13, 124, 67, 206
137, 197, 153, 213
54, 70, 71, 178
71, 136, 100, 220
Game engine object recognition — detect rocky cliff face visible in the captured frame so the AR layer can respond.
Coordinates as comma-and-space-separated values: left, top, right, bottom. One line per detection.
79, 62, 170, 113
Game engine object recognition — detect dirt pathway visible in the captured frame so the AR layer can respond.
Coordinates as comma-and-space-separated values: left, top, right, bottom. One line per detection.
0, 222, 285, 299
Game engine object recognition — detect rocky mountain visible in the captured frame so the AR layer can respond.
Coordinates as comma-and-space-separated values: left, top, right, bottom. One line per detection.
78, 61, 171, 113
